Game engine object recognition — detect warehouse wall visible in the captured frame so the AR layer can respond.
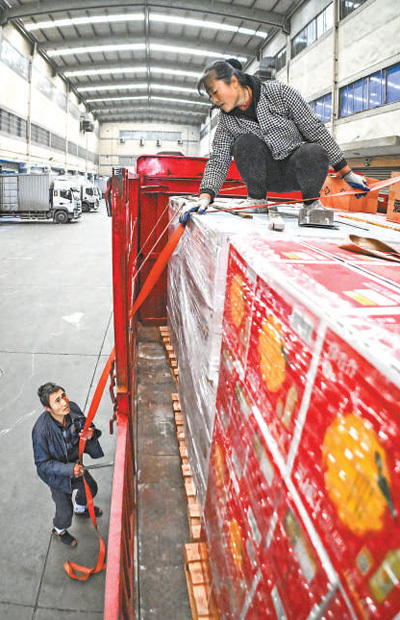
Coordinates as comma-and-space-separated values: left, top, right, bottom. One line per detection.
0, 23, 99, 174
198, 0, 400, 173
99, 122, 200, 176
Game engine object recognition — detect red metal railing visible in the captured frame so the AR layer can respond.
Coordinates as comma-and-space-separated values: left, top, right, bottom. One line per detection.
104, 169, 139, 620
136, 155, 247, 325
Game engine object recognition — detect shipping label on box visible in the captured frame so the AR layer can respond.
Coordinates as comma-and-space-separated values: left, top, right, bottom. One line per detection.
292, 327, 400, 619
260, 493, 333, 620
245, 274, 320, 459
222, 245, 257, 376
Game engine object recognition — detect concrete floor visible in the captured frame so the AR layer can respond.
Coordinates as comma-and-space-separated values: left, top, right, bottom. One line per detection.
0, 203, 191, 620
0, 205, 115, 619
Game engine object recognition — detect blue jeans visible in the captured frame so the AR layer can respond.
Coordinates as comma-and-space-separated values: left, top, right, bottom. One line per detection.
50, 471, 98, 530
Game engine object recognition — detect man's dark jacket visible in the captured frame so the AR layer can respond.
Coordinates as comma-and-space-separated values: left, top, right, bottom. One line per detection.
32, 401, 104, 493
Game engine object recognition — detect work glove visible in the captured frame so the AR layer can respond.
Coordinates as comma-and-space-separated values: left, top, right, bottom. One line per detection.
342, 170, 370, 198
179, 196, 211, 225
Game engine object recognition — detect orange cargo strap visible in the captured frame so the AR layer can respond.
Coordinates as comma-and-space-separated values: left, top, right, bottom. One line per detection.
64, 223, 186, 580
64, 350, 114, 580
129, 223, 186, 320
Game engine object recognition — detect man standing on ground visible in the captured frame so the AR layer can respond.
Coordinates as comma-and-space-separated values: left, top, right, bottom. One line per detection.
32, 382, 104, 547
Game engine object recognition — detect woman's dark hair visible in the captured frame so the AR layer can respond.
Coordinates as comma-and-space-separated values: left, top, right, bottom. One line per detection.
197, 58, 247, 96
37, 382, 65, 408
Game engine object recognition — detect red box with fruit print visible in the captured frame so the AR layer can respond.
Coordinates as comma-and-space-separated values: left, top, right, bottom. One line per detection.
222, 245, 257, 377
245, 273, 320, 460
260, 493, 335, 620
292, 326, 400, 619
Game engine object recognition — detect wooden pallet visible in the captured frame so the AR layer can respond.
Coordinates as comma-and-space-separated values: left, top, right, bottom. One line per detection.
161, 331, 218, 618
184, 543, 218, 619
171, 392, 201, 540
159, 326, 179, 383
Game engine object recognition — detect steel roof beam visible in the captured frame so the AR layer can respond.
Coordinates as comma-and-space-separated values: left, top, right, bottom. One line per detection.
1, 0, 289, 32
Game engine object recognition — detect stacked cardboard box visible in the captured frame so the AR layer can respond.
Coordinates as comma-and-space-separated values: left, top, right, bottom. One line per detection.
387, 172, 400, 223
167, 198, 265, 503
203, 233, 400, 618
320, 174, 380, 213
167, 197, 400, 617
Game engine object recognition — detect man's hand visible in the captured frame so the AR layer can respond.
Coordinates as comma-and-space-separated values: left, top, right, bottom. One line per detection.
342, 170, 370, 198
179, 195, 211, 225
79, 428, 94, 441
73, 463, 84, 477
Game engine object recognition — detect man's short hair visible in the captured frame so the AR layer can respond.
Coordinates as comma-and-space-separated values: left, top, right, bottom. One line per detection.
37, 382, 65, 408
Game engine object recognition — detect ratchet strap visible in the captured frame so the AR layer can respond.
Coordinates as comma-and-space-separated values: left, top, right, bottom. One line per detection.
217, 175, 400, 211
64, 223, 186, 580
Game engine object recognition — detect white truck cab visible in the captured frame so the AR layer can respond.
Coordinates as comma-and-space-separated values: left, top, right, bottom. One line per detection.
80, 182, 100, 212
0, 173, 81, 223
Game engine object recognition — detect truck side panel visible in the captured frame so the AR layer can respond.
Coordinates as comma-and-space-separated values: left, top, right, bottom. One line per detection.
18, 174, 50, 211
0, 175, 19, 211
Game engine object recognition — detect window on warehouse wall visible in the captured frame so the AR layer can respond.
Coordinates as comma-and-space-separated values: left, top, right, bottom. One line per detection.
339, 62, 400, 117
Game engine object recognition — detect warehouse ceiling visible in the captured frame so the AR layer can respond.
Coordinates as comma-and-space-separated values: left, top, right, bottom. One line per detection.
0, 0, 304, 127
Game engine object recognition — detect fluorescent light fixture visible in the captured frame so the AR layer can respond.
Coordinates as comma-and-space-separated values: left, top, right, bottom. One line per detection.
77, 82, 148, 92
65, 66, 148, 77
152, 96, 209, 106
47, 43, 146, 57
25, 13, 144, 31
79, 82, 197, 94
65, 66, 200, 78
151, 44, 246, 62
152, 67, 201, 78
150, 13, 267, 37
25, 11, 266, 38
93, 106, 204, 115
152, 84, 196, 93
47, 42, 246, 62
78, 82, 196, 94
86, 95, 149, 103
87, 94, 209, 106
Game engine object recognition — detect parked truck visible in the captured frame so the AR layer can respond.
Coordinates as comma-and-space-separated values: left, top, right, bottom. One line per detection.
0, 173, 82, 224
79, 180, 100, 212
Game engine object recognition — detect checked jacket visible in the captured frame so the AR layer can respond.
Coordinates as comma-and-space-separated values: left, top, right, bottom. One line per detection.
200, 80, 345, 199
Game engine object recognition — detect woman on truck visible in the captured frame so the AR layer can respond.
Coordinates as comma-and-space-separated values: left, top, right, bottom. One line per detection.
181, 59, 369, 225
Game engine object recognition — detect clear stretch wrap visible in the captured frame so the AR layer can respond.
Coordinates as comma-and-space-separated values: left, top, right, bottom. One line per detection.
167, 197, 274, 503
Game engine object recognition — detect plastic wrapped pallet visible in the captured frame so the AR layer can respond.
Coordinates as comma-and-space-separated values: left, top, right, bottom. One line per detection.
167, 197, 276, 503
203, 232, 400, 619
